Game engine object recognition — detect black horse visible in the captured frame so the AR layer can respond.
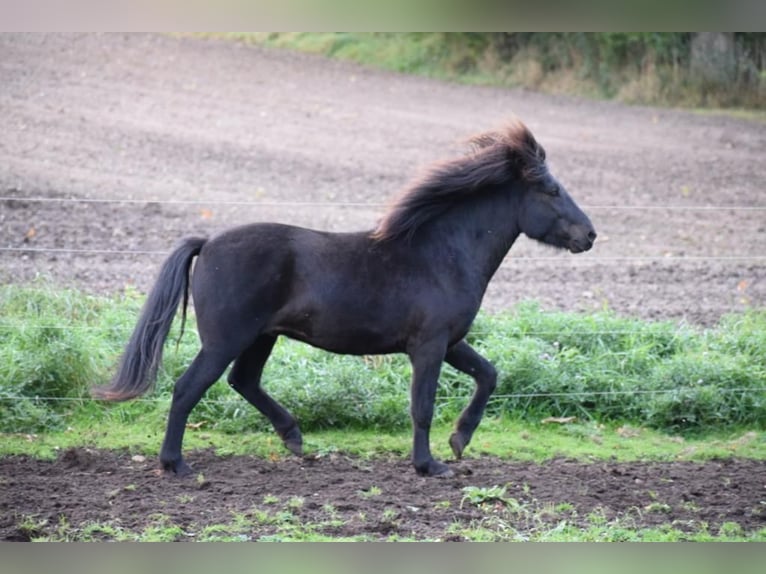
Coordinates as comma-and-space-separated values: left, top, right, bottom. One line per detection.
93, 120, 596, 478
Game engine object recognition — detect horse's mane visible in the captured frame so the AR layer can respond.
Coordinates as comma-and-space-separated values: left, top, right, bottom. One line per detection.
371, 120, 547, 242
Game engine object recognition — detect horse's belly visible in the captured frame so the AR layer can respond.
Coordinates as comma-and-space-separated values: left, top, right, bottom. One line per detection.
275, 323, 403, 356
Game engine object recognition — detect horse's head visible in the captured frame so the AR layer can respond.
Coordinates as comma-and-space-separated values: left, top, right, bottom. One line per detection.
517, 171, 596, 253
503, 127, 595, 253
372, 120, 596, 252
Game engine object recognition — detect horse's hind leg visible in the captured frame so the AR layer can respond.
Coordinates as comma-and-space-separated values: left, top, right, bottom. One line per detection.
445, 340, 497, 459
228, 335, 303, 456
160, 349, 233, 476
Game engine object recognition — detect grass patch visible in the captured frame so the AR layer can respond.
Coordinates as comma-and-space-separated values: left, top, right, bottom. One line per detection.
1, 284, 765, 444
18, 504, 766, 542
448, 518, 766, 542
3, 417, 766, 464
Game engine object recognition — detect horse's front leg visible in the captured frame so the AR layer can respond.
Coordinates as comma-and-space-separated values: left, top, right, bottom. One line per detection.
408, 339, 452, 477
445, 340, 497, 459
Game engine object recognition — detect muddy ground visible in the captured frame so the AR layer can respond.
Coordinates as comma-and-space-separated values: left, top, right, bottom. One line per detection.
2, 449, 765, 541
1, 34, 765, 540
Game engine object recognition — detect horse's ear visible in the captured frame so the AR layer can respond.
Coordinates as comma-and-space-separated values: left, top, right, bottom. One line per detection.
504, 124, 545, 180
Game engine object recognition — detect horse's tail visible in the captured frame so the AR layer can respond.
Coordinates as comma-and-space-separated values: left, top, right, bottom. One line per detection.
91, 236, 207, 402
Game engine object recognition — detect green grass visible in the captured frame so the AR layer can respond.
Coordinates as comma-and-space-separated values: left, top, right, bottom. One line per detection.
17, 494, 766, 542
4, 417, 765, 463
1, 283, 765, 443
22, 520, 766, 542
217, 33, 464, 79
446, 519, 766, 542
446, 488, 766, 541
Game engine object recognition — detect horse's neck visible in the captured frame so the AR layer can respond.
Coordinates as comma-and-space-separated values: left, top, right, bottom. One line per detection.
435, 190, 521, 285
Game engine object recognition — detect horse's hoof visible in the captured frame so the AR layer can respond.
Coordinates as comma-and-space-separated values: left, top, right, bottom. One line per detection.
449, 432, 468, 460
161, 459, 193, 478
415, 459, 454, 478
280, 425, 304, 456
433, 466, 455, 478
284, 439, 304, 457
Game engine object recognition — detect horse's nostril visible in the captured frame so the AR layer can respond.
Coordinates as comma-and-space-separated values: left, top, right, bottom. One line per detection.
588, 230, 597, 242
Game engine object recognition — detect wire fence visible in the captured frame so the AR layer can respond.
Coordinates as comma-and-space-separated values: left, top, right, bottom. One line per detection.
2, 190, 763, 335
0, 323, 670, 335
3, 196, 765, 262
3, 245, 765, 262
2, 386, 765, 406
3, 195, 766, 211
2, 192, 764, 415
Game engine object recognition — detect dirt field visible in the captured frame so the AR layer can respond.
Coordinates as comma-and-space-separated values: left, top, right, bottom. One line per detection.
2, 449, 765, 541
1, 34, 765, 540
2, 34, 765, 324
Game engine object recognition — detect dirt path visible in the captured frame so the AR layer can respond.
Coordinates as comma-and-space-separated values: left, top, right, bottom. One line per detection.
1, 33, 764, 324
2, 449, 765, 541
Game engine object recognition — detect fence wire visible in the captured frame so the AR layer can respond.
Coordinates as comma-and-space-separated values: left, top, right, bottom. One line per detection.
2, 386, 764, 406
2, 246, 765, 262
3, 195, 766, 211
2, 193, 763, 412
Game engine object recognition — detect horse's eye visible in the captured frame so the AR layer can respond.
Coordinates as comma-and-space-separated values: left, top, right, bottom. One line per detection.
545, 184, 560, 197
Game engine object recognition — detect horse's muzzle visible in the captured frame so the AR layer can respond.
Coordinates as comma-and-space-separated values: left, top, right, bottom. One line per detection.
569, 229, 597, 253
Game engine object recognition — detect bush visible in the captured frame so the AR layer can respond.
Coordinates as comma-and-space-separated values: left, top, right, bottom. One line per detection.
0, 286, 129, 431
245, 33, 765, 110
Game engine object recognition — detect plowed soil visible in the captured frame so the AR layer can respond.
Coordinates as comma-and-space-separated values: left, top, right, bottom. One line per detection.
1, 34, 765, 541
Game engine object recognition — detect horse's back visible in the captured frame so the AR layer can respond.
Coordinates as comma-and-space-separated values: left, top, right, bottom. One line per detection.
189, 223, 369, 331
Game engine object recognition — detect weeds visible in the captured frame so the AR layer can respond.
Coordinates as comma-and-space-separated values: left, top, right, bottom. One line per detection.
358, 486, 382, 499
460, 485, 513, 509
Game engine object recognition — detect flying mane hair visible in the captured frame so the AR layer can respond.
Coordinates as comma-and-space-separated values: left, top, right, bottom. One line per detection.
371, 120, 548, 242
